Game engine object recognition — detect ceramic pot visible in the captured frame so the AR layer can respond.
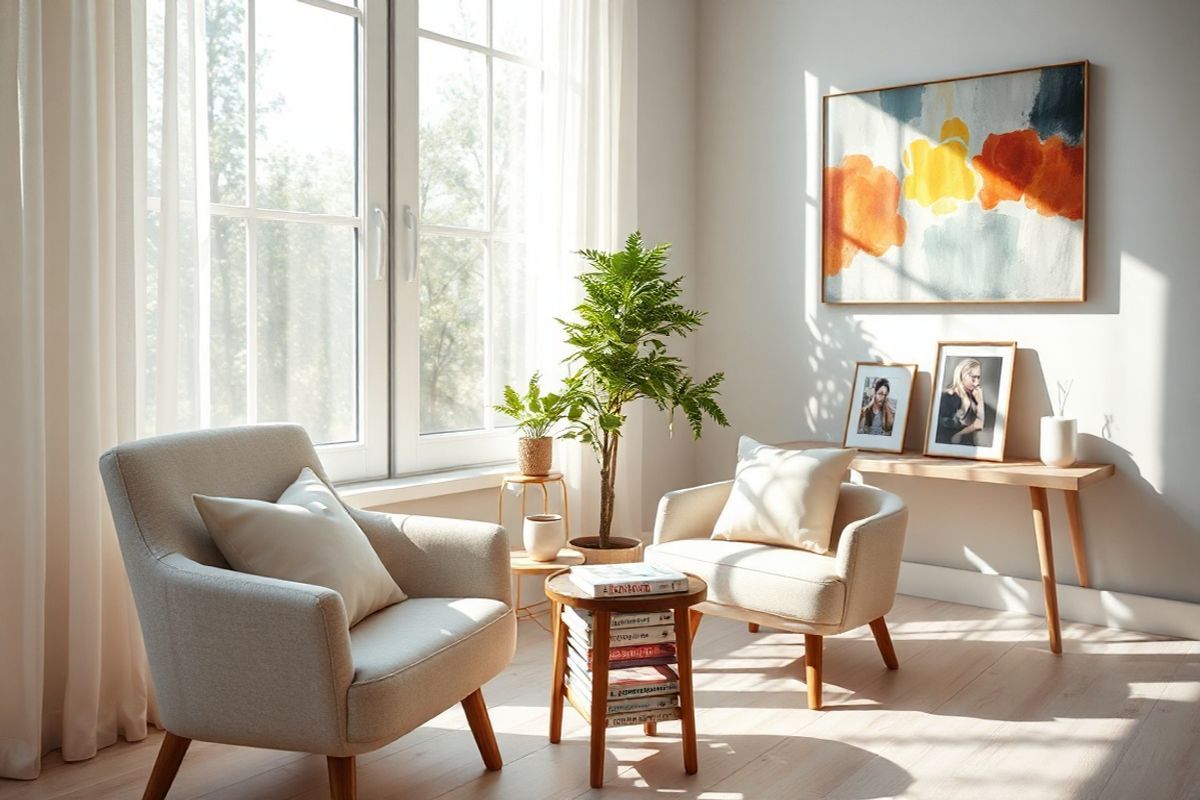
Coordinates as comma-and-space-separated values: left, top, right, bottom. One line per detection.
1040, 416, 1077, 467
518, 437, 553, 476
568, 535, 644, 564
523, 514, 565, 562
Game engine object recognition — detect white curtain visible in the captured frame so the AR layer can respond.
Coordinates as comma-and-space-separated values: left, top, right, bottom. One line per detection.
0, 0, 156, 780
538, 0, 641, 541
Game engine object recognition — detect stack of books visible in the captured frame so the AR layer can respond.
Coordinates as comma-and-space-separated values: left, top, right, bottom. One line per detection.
562, 606, 683, 727
560, 562, 690, 728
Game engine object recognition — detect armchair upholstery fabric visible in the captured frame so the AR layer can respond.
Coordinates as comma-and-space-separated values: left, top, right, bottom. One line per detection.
99, 424, 516, 762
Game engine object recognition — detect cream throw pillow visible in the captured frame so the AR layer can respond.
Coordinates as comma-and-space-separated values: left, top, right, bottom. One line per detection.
711, 437, 856, 554
193, 467, 406, 626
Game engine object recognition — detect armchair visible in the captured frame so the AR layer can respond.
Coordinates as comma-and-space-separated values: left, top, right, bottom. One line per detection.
645, 480, 907, 709
99, 424, 516, 799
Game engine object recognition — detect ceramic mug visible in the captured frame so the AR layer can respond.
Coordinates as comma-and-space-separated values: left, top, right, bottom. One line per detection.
523, 514, 564, 562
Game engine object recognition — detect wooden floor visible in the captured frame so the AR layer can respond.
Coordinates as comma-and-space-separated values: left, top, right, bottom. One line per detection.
4, 595, 1199, 800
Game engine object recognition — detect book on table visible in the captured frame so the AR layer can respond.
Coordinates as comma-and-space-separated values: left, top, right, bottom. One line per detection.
567, 639, 677, 669
562, 606, 674, 631
562, 611, 676, 646
567, 562, 688, 598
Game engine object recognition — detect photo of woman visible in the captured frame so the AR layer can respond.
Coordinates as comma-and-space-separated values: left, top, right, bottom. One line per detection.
857, 377, 896, 436
924, 342, 1016, 461
842, 363, 916, 453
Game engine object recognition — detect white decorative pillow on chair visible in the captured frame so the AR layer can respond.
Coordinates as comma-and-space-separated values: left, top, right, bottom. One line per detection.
711, 436, 856, 554
193, 467, 406, 626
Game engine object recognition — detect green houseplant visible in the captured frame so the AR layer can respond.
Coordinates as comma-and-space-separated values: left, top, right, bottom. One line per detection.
559, 232, 728, 559
493, 372, 569, 476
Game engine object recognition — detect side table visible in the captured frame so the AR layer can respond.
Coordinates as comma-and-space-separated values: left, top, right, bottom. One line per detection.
509, 549, 584, 620
545, 570, 707, 789
498, 472, 570, 540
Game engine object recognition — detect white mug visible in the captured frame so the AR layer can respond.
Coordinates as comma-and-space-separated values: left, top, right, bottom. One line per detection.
523, 514, 564, 562
1040, 416, 1077, 468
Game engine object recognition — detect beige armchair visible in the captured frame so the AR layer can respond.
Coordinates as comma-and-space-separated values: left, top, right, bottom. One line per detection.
644, 480, 907, 709
99, 424, 516, 800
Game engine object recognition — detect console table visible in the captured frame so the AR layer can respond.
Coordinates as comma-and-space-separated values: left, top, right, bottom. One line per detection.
783, 441, 1115, 655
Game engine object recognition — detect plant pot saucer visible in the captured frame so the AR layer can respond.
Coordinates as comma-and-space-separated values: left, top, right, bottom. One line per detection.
568, 535, 644, 564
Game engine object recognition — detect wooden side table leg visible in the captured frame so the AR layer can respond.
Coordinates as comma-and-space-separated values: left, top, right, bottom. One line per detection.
560, 478, 570, 539
589, 610, 612, 788
542, 483, 549, 514
549, 602, 568, 743
673, 604, 699, 775
1030, 486, 1064, 655
1063, 489, 1090, 588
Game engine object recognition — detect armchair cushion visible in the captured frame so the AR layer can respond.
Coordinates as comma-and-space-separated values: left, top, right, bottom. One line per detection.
346, 597, 515, 744
194, 467, 406, 626
645, 539, 845, 625
711, 437, 856, 554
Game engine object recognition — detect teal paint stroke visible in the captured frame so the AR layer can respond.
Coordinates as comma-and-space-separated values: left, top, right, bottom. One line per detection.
922, 205, 1020, 300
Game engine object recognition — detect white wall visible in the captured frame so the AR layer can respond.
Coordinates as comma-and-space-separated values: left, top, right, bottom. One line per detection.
694, 0, 1200, 604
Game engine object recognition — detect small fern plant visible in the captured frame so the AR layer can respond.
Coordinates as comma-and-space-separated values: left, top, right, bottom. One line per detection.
493, 372, 569, 439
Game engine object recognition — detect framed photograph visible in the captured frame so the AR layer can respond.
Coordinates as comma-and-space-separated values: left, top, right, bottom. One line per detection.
823, 61, 1087, 304
841, 362, 918, 454
924, 342, 1017, 461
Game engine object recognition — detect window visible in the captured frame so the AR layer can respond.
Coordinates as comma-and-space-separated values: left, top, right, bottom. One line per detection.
393, 0, 546, 473
144, 0, 546, 480
145, 0, 388, 481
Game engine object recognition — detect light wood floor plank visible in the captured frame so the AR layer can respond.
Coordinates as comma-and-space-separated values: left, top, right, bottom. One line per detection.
3, 595, 1197, 800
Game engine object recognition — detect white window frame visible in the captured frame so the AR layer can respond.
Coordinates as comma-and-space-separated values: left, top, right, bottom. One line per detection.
391, 0, 544, 474
213, 0, 390, 482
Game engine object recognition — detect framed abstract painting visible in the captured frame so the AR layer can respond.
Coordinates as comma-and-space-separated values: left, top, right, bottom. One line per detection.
822, 61, 1087, 304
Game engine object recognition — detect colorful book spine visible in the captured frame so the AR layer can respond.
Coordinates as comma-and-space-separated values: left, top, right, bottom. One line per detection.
562, 616, 676, 646
566, 681, 679, 712
562, 606, 674, 630
579, 578, 688, 598
604, 706, 682, 729
567, 645, 675, 673
570, 641, 677, 666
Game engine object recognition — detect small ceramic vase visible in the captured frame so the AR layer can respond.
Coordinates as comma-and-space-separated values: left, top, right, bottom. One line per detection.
523, 514, 564, 562
1040, 416, 1077, 468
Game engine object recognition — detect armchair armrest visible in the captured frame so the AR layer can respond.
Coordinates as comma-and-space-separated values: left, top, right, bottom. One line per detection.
349, 509, 512, 605
833, 486, 908, 630
145, 554, 354, 753
652, 480, 734, 545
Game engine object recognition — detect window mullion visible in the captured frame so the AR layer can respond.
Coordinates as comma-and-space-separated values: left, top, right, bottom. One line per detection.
483, 9, 495, 430
245, 0, 258, 425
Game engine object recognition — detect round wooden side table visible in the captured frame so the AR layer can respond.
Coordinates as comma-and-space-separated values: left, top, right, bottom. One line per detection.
509, 548, 584, 620
544, 570, 707, 789
497, 472, 570, 539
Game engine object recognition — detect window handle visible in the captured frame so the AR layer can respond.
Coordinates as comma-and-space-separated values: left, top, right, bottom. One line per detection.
372, 205, 388, 282
402, 205, 417, 283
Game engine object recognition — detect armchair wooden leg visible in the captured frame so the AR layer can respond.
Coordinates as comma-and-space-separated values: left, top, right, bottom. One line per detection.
327, 756, 356, 800
142, 732, 190, 800
747, 622, 760, 633
869, 616, 900, 670
689, 609, 704, 645
804, 634, 823, 710
462, 688, 503, 771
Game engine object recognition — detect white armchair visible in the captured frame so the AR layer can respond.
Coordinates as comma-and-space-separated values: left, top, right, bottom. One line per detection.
99, 424, 516, 799
645, 480, 907, 709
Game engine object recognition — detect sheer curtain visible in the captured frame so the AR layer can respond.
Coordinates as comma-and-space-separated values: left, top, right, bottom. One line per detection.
538, 0, 640, 540
0, 0, 156, 780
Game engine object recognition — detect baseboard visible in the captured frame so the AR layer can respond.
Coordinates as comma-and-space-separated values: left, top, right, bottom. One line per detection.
898, 561, 1200, 641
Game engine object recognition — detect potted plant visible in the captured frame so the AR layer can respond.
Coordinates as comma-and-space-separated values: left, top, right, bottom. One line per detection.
493, 372, 569, 476
558, 232, 728, 563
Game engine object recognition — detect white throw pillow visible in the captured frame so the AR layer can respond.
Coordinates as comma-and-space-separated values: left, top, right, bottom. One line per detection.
711, 437, 856, 554
193, 467, 406, 626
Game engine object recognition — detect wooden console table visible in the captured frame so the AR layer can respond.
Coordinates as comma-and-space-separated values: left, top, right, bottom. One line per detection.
783, 441, 1115, 655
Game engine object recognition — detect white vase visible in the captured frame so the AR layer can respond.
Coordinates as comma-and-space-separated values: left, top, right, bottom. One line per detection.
1040, 416, 1077, 467
523, 514, 564, 562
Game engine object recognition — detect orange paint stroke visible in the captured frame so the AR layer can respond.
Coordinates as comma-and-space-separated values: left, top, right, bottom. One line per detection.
823, 154, 907, 277
973, 129, 1084, 220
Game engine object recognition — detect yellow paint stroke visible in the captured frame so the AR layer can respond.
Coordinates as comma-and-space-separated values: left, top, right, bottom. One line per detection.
902, 116, 981, 215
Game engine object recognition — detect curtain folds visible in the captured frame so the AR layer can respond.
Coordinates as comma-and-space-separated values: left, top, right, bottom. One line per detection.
539, 0, 639, 540
0, 0, 155, 780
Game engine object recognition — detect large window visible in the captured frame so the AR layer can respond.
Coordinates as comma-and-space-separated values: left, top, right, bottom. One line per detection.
393, 0, 546, 472
146, 0, 388, 480
144, 0, 545, 480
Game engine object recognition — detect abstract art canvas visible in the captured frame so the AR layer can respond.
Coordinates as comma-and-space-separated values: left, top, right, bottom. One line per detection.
823, 62, 1087, 304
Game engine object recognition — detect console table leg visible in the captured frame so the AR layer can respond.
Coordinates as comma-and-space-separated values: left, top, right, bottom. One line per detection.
1029, 486, 1063, 655
1063, 489, 1090, 588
